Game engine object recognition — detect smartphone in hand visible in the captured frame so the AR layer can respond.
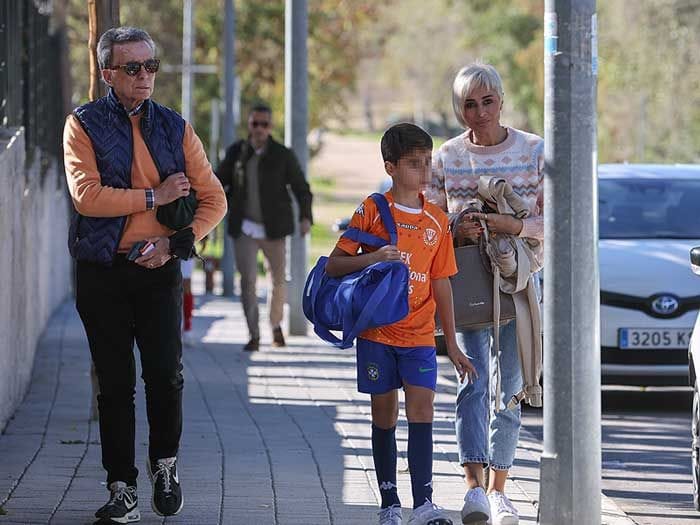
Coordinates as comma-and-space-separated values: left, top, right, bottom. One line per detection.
127, 240, 155, 261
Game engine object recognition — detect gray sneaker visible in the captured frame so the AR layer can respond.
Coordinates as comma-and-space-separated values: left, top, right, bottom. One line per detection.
461, 487, 490, 524
407, 501, 452, 525
379, 504, 402, 525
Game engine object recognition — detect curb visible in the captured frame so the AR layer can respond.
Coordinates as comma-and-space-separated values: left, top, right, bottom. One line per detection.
517, 426, 638, 525
437, 368, 637, 525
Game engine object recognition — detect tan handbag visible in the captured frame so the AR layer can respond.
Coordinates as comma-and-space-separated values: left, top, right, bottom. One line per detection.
435, 209, 516, 333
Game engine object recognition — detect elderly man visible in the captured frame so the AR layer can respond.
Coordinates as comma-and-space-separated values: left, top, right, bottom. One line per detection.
63, 26, 226, 522
217, 103, 313, 351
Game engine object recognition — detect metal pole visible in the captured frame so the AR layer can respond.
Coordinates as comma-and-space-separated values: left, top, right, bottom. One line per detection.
284, 0, 309, 335
220, 0, 236, 297
285, 0, 308, 336
539, 1, 599, 524
209, 98, 220, 163
181, 0, 194, 124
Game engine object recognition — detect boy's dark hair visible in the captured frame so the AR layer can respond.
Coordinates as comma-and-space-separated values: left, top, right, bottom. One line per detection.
380, 123, 433, 164
250, 102, 272, 115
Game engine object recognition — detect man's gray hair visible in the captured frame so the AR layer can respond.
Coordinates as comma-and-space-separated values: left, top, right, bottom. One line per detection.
452, 62, 505, 129
97, 26, 156, 69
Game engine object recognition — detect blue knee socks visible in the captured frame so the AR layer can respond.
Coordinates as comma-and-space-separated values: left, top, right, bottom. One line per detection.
408, 422, 433, 508
372, 424, 400, 508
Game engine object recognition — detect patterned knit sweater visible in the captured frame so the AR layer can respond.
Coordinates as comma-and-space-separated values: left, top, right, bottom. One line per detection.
428, 127, 544, 240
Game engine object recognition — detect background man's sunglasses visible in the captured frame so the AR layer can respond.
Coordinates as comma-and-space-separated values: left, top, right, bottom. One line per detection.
108, 59, 160, 76
251, 121, 270, 128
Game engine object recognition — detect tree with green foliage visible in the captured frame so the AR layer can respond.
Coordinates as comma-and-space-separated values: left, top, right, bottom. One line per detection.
598, 0, 700, 162
64, 0, 700, 164
66, 0, 378, 158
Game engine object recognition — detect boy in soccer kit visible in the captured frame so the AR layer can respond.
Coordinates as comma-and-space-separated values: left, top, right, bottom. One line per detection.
326, 123, 476, 525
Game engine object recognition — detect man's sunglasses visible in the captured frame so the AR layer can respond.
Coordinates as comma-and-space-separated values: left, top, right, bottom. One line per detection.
251, 121, 270, 128
108, 58, 160, 76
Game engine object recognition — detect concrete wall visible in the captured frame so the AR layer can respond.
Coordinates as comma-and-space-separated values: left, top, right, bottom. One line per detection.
0, 128, 72, 431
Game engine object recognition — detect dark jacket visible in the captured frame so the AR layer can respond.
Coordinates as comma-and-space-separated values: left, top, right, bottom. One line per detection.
69, 88, 185, 265
216, 136, 313, 240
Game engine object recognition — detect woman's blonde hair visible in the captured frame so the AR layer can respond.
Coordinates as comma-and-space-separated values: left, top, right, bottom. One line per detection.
452, 62, 504, 128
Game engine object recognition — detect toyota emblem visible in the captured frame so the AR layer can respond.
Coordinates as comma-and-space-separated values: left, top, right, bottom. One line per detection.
651, 295, 680, 315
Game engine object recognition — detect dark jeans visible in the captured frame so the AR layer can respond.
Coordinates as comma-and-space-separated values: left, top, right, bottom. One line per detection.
76, 255, 184, 486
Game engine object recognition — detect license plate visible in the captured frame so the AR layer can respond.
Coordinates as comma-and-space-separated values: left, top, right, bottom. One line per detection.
619, 328, 692, 349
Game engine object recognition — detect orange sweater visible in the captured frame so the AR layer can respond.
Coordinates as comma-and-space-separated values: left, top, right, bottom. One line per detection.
63, 113, 227, 252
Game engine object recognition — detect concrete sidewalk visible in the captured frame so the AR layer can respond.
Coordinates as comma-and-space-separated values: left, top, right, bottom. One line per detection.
0, 279, 632, 524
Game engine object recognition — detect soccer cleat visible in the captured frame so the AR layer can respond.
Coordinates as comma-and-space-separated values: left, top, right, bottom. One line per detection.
379, 504, 403, 525
146, 457, 183, 516
94, 481, 140, 523
461, 487, 490, 524
407, 501, 452, 525
488, 491, 518, 525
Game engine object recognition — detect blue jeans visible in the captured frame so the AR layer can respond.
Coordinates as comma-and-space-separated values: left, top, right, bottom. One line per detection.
455, 321, 522, 470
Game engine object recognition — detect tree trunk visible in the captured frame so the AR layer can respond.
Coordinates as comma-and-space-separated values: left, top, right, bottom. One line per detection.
86, 0, 120, 421
88, 0, 120, 101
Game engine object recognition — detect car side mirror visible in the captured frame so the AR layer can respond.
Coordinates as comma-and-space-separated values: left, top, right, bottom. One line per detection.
691, 247, 700, 276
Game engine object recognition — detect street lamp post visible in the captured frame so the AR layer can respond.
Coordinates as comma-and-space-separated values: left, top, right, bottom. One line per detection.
539, 1, 600, 524
220, 0, 237, 297
285, 0, 308, 336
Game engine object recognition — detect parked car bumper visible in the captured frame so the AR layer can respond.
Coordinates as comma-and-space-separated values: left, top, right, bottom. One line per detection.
601, 304, 696, 385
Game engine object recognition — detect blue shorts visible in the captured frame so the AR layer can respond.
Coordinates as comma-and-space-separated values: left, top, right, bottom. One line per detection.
356, 338, 437, 394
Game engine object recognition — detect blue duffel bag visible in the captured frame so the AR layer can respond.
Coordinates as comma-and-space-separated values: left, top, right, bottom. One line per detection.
303, 193, 409, 349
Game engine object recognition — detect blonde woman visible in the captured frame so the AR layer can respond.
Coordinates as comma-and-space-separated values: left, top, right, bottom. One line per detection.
428, 63, 544, 525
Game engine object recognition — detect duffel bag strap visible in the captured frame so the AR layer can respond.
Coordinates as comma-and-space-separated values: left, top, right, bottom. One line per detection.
370, 193, 398, 245
339, 193, 397, 248
340, 228, 389, 248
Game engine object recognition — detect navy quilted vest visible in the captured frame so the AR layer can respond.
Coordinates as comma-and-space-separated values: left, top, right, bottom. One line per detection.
69, 89, 186, 265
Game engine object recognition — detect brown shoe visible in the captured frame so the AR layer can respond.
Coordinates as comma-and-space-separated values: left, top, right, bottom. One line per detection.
272, 327, 286, 347
243, 338, 259, 351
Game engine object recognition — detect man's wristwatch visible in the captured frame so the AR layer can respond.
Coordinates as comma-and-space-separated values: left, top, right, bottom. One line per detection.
145, 188, 155, 210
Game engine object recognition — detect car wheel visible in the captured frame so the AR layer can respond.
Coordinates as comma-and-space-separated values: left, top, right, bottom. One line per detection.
693, 382, 700, 511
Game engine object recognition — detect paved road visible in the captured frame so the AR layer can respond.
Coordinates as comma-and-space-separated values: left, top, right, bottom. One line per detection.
522, 389, 699, 524
0, 269, 651, 525
0, 292, 543, 525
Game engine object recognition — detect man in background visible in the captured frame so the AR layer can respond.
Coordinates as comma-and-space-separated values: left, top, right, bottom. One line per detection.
217, 103, 313, 351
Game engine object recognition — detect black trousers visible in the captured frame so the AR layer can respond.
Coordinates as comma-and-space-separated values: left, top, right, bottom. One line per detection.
76, 255, 183, 486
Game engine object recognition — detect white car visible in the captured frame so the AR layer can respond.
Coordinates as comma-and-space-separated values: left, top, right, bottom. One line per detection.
689, 246, 700, 510
599, 164, 700, 386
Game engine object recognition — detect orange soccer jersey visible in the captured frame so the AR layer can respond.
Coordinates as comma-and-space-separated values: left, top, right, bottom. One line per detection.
336, 192, 457, 347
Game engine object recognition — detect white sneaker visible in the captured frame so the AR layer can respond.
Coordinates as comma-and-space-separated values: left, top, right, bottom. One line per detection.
379, 504, 402, 525
407, 501, 452, 525
182, 330, 195, 347
488, 491, 518, 525
461, 487, 490, 524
